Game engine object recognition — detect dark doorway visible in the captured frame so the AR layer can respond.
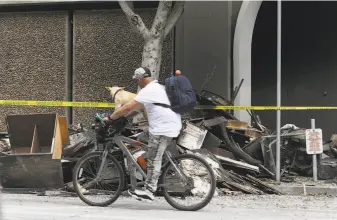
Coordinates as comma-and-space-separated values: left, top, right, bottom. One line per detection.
252, 1, 337, 139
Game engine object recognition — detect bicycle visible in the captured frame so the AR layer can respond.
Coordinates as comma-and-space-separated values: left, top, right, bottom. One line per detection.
72, 113, 216, 211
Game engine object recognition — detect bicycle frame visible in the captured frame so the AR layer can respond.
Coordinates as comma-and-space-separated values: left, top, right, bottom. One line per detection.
96, 134, 188, 189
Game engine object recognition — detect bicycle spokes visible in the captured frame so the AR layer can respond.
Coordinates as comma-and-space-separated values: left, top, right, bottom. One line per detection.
76, 154, 121, 201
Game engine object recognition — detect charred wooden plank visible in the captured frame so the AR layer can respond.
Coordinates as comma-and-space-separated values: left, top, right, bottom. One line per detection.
225, 181, 264, 195
215, 155, 260, 172
244, 174, 283, 195
220, 182, 237, 191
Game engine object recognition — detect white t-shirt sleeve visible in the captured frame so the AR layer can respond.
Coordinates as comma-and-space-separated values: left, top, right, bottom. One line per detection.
134, 86, 154, 104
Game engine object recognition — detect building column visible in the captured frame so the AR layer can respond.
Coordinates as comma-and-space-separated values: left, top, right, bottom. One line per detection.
233, 1, 262, 124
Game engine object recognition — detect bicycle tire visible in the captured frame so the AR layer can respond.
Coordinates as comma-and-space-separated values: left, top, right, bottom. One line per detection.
72, 151, 125, 207
161, 153, 216, 211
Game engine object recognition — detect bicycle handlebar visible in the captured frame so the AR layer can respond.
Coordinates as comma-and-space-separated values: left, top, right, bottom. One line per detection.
95, 113, 129, 137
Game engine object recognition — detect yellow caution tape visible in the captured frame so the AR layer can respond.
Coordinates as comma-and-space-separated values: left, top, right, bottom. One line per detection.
0, 100, 336, 110
0, 100, 116, 108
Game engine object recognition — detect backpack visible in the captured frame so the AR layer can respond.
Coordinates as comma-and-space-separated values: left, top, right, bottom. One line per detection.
154, 72, 197, 114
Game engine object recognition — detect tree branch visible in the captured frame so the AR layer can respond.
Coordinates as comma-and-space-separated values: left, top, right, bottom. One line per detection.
125, 1, 134, 11
118, 1, 150, 40
151, 1, 173, 38
164, 1, 185, 38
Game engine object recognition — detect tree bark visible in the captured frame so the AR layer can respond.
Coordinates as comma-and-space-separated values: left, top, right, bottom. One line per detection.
119, 1, 185, 80
151, 1, 172, 38
143, 1, 173, 79
118, 1, 150, 40
119, 0, 185, 123
165, 1, 185, 38
141, 38, 163, 80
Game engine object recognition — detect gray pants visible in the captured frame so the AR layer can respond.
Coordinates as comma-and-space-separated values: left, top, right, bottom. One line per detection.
145, 133, 172, 193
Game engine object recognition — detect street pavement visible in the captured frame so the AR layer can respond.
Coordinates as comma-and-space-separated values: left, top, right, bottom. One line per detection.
1, 193, 337, 220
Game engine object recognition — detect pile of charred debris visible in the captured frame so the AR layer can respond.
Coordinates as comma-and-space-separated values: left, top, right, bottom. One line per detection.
60, 87, 286, 196
1, 81, 337, 196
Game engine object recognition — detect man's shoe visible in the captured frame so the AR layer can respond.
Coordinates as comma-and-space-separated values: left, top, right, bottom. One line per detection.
128, 187, 154, 202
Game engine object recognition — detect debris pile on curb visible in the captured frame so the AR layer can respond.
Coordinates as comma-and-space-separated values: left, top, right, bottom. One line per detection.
0, 133, 10, 155
62, 124, 96, 159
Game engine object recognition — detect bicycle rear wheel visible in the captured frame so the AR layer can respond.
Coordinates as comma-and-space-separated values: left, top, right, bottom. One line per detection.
160, 154, 216, 211
72, 151, 125, 207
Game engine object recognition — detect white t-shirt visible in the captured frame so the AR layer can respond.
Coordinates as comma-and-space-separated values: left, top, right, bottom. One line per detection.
134, 80, 182, 137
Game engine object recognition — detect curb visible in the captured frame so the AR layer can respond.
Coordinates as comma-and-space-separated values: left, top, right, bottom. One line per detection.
2, 186, 337, 197
278, 184, 337, 196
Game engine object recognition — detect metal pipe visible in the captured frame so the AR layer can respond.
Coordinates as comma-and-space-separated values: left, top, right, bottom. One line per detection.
276, 0, 282, 183
258, 164, 275, 177
65, 10, 73, 125
262, 133, 304, 139
311, 119, 318, 182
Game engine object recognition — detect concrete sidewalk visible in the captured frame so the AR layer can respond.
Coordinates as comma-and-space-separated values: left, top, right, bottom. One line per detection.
279, 184, 337, 196
3, 193, 337, 220
270, 176, 337, 196
2, 176, 337, 197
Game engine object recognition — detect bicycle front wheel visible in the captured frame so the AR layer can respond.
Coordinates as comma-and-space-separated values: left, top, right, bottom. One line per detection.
72, 151, 125, 207
161, 153, 216, 211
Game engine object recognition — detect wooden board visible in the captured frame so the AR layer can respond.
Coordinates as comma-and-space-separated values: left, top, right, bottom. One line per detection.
57, 116, 70, 145
226, 120, 249, 130
215, 154, 260, 172
52, 117, 63, 160
0, 154, 64, 189
244, 174, 283, 195
225, 181, 263, 195
30, 125, 40, 153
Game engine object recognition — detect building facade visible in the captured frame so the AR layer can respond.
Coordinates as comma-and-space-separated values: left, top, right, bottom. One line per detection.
1, 1, 337, 140
0, 1, 240, 130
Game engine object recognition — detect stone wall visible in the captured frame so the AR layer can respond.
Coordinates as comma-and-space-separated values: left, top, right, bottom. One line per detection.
0, 9, 173, 130
72, 9, 173, 127
0, 11, 67, 131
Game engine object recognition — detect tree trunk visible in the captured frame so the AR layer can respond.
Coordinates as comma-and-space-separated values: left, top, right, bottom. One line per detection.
118, 1, 185, 80
119, 1, 185, 124
141, 37, 163, 80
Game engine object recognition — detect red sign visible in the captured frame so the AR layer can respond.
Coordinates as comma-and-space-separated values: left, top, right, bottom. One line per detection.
305, 129, 323, 154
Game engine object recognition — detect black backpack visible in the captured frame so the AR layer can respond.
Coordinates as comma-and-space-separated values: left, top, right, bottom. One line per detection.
154, 73, 197, 114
